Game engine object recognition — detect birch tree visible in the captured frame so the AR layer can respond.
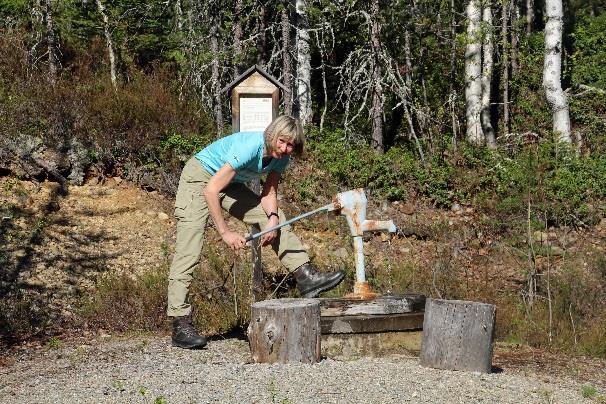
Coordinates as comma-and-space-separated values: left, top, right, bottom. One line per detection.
95, 0, 118, 90
296, 0, 312, 126
481, 1, 496, 147
543, 0, 571, 143
465, 0, 484, 144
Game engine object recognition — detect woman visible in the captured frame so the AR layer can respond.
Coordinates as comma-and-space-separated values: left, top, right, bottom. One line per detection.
167, 115, 345, 349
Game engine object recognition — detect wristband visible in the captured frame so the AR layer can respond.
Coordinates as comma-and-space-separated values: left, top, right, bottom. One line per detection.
267, 212, 279, 219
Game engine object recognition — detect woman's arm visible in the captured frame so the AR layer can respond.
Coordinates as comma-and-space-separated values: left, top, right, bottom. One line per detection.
259, 170, 282, 246
203, 163, 246, 250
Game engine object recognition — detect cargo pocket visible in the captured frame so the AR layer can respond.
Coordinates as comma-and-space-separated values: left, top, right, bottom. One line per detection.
174, 188, 206, 223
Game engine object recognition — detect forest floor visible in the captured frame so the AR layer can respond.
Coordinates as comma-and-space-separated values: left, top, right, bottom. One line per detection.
0, 176, 605, 402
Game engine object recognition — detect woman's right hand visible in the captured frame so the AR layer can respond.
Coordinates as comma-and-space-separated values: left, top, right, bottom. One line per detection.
221, 230, 246, 250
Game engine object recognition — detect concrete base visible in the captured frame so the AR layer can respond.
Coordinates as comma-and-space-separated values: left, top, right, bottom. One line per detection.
321, 331, 422, 359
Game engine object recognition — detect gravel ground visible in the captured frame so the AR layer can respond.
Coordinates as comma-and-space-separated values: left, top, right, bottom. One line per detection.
0, 335, 599, 403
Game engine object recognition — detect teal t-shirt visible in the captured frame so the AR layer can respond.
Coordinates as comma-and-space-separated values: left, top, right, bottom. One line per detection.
194, 131, 290, 183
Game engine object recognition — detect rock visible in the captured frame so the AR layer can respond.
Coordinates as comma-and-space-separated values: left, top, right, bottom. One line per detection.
451, 203, 461, 212
113, 177, 123, 185
333, 247, 349, 260
399, 247, 411, 253
158, 212, 169, 221
145, 210, 156, 217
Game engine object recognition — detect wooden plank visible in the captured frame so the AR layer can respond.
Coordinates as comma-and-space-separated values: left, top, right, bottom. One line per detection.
322, 331, 423, 358
420, 298, 496, 373
321, 312, 424, 334
248, 298, 321, 364
319, 294, 425, 316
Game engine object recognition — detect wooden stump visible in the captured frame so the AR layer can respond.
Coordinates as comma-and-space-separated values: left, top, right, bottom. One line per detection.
420, 299, 496, 373
248, 298, 321, 364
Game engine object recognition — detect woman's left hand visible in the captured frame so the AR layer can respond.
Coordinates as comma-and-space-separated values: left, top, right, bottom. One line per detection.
260, 216, 279, 246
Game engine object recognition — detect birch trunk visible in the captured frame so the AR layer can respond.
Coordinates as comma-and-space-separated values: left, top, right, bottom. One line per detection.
282, 2, 293, 116
543, 0, 571, 143
481, 2, 496, 147
95, 0, 118, 90
210, 0, 224, 135
45, 0, 57, 85
465, 0, 484, 144
370, 0, 383, 152
296, 0, 312, 126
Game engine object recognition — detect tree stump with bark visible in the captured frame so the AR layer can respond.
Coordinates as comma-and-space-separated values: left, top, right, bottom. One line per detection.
248, 298, 321, 364
420, 298, 496, 373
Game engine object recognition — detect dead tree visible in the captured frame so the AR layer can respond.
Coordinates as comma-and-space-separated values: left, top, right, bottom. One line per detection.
281, 0, 293, 116
370, 0, 384, 152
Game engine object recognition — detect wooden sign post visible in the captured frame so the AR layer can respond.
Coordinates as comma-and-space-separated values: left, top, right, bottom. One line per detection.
221, 65, 288, 302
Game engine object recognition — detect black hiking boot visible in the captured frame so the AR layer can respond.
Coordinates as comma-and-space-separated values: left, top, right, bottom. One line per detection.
171, 315, 207, 349
293, 263, 345, 298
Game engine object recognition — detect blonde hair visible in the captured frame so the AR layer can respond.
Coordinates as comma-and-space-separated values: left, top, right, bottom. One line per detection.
264, 115, 305, 156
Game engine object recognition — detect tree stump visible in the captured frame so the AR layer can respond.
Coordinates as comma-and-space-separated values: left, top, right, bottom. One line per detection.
248, 298, 321, 364
420, 299, 496, 373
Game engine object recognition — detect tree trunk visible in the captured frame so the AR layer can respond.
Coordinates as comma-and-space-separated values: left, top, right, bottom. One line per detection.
281, 2, 293, 116
173, 0, 183, 32
233, 0, 243, 76
95, 0, 118, 90
526, 0, 534, 34
370, 0, 383, 152
256, 2, 267, 66
449, 0, 458, 144
210, 0, 224, 136
543, 0, 571, 143
296, 0, 312, 126
482, 1, 496, 147
501, 0, 510, 135
511, 0, 519, 71
420, 299, 496, 373
465, 0, 484, 144
248, 298, 321, 364
45, 0, 57, 85
29, 0, 44, 68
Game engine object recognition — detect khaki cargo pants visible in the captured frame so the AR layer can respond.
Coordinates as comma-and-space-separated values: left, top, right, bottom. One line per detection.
167, 157, 309, 317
